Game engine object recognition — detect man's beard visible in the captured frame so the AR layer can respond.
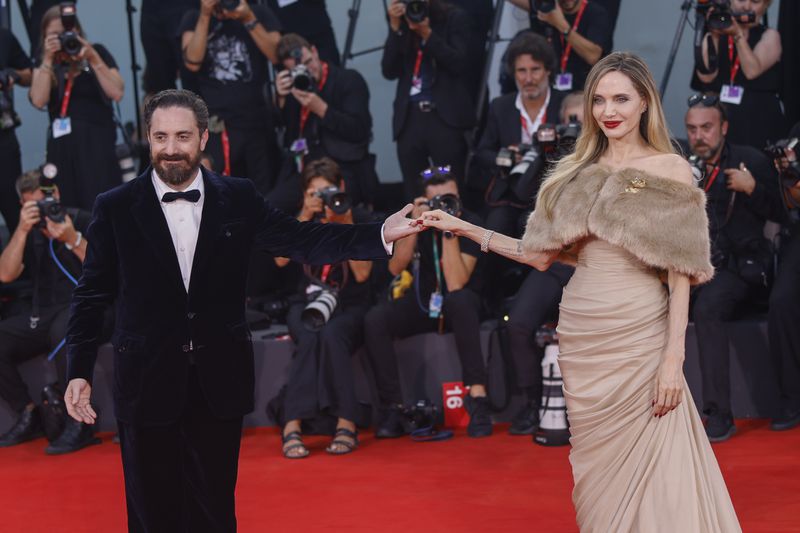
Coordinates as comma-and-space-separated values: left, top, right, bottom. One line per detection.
521, 83, 545, 101
153, 151, 202, 187
692, 139, 723, 161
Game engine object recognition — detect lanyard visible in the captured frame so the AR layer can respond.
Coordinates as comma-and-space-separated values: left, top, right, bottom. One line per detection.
727, 36, 741, 84
704, 164, 721, 192
559, 0, 588, 73
320, 264, 331, 283
298, 61, 330, 136
431, 234, 443, 292
60, 72, 74, 118
221, 127, 231, 176
520, 109, 547, 143
412, 48, 424, 80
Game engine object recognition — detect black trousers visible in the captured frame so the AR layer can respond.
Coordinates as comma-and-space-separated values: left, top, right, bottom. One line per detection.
140, 5, 199, 94
506, 264, 574, 399
284, 301, 368, 423
692, 268, 753, 416
396, 107, 468, 201
0, 130, 22, 232
118, 367, 243, 533
364, 288, 484, 406
0, 305, 69, 414
205, 124, 281, 195
769, 227, 800, 414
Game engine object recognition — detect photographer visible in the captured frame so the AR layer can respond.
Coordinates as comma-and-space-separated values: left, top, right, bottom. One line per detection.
28, 4, 125, 212
476, 32, 563, 240
270, 33, 376, 211
180, 0, 282, 193
0, 169, 101, 454
767, 121, 800, 431
692, 0, 787, 151
0, 29, 32, 233
364, 167, 491, 438
684, 95, 784, 442
382, 0, 474, 201
273, 158, 373, 458
507, 0, 612, 92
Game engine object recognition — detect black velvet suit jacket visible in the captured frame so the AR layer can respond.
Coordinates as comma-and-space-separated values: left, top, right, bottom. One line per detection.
66, 167, 387, 426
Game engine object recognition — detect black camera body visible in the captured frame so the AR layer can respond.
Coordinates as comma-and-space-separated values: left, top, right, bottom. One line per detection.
402, 0, 429, 24
290, 64, 313, 91
425, 193, 462, 217
315, 186, 351, 215
58, 2, 82, 58
36, 163, 66, 228
530, 0, 557, 13
697, 0, 756, 32
402, 400, 440, 429
219, 0, 241, 11
0, 68, 22, 130
687, 153, 707, 185
765, 138, 800, 187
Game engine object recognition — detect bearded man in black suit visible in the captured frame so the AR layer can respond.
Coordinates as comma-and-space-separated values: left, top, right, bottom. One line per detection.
63, 89, 420, 533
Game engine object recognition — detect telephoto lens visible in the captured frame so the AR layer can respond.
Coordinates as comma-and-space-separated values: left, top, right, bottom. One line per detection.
301, 290, 338, 331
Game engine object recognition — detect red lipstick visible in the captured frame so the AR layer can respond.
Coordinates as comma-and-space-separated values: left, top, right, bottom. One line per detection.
603, 121, 622, 129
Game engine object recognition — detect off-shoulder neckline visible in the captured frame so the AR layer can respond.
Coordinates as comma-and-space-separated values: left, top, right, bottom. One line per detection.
581, 162, 689, 186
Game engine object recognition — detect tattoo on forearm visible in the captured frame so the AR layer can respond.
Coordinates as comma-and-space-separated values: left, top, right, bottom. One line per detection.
493, 240, 524, 257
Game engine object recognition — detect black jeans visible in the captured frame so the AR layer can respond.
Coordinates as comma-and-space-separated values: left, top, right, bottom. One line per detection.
0, 305, 70, 414
506, 264, 574, 400
769, 226, 800, 414
118, 367, 242, 533
692, 268, 753, 416
284, 301, 368, 423
364, 288, 484, 406
0, 130, 22, 232
396, 107, 467, 201
205, 123, 281, 195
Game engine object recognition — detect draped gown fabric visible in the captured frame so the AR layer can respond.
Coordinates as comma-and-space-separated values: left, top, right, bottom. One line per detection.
557, 238, 741, 533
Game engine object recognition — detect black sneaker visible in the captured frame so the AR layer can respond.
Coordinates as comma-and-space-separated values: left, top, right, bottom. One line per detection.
465, 395, 493, 438
45, 417, 101, 455
375, 405, 408, 439
0, 406, 45, 447
509, 401, 540, 436
705, 412, 736, 443
770, 408, 800, 431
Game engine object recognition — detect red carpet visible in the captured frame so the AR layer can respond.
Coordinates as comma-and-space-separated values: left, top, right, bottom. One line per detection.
1, 420, 798, 532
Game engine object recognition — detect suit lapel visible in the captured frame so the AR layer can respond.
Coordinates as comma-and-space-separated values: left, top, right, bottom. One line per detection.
130, 171, 186, 296
188, 169, 228, 295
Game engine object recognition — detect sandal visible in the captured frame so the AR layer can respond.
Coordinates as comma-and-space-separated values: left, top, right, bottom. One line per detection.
326, 427, 359, 455
282, 431, 310, 459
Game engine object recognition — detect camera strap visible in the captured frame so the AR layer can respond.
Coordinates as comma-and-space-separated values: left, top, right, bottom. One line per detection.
59, 72, 74, 118
559, 0, 588, 73
297, 61, 330, 137
431, 234, 443, 293
727, 36, 741, 84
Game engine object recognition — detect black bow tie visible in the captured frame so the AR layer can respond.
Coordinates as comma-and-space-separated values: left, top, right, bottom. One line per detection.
161, 190, 201, 203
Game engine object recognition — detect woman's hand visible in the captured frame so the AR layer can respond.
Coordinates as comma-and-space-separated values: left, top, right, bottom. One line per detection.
419, 209, 470, 236
388, 0, 406, 32
653, 351, 684, 417
43, 33, 61, 63
78, 36, 100, 66
299, 187, 324, 222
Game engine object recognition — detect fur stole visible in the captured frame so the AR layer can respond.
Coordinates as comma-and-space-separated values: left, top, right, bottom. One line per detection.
522, 163, 714, 284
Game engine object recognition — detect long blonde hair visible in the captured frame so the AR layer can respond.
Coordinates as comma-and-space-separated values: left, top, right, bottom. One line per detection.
537, 52, 675, 218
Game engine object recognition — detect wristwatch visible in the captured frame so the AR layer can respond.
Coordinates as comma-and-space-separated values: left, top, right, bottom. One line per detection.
65, 231, 83, 251
244, 19, 259, 31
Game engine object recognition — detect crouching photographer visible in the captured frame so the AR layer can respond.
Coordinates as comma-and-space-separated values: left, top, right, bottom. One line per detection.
0, 167, 107, 454
765, 121, 800, 431
684, 95, 784, 442
364, 166, 491, 438
274, 158, 373, 458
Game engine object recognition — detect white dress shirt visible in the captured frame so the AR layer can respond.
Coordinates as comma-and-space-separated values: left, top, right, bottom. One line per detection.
515, 87, 551, 145
152, 169, 204, 292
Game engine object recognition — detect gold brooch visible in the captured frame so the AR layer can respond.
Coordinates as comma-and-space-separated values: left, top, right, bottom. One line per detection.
624, 176, 647, 194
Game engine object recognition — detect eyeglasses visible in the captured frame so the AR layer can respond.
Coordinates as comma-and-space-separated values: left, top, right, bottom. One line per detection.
420, 165, 452, 180
687, 93, 719, 108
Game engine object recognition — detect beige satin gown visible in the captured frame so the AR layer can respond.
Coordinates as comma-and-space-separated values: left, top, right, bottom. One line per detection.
557, 238, 741, 533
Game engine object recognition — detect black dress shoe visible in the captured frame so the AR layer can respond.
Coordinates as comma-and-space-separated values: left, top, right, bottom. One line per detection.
45, 418, 101, 455
706, 412, 736, 443
0, 406, 45, 447
770, 408, 800, 431
375, 405, 408, 439
465, 395, 493, 438
509, 401, 540, 436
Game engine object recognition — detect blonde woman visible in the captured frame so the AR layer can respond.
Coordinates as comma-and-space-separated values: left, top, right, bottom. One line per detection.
419, 52, 741, 532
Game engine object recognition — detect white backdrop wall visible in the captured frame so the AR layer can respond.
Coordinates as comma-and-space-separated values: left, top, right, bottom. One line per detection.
6, 0, 782, 183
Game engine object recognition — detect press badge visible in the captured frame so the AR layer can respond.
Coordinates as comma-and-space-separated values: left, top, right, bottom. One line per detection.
52, 117, 72, 138
290, 137, 308, 154
429, 291, 443, 319
409, 76, 422, 96
555, 73, 573, 91
720, 84, 744, 105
